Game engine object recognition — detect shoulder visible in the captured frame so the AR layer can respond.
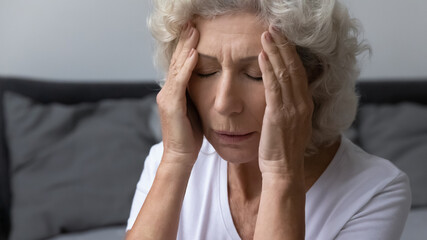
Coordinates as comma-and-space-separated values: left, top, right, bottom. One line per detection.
310, 135, 411, 215
339, 136, 409, 188
341, 134, 411, 199
311, 136, 410, 203
340, 138, 411, 207
334, 136, 411, 219
307, 136, 411, 239
330, 137, 412, 239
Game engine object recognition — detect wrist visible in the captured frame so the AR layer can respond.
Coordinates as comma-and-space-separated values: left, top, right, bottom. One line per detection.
259, 156, 305, 178
162, 149, 198, 165
261, 172, 305, 193
156, 161, 194, 184
159, 151, 197, 176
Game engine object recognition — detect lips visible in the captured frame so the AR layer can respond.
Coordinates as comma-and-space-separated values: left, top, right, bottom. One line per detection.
213, 130, 255, 144
215, 130, 252, 136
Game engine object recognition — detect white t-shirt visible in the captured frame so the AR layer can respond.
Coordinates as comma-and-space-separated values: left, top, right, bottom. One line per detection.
126, 136, 411, 239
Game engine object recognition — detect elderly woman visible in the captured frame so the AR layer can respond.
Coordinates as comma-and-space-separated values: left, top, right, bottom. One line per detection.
125, 0, 411, 239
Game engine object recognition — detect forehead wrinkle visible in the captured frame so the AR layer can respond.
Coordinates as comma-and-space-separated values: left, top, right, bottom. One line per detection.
198, 53, 259, 63
198, 41, 260, 68
194, 13, 265, 67
194, 12, 267, 35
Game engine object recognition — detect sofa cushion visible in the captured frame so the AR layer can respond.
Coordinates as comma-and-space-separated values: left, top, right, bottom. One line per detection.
3, 91, 161, 240
358, 102, 427, 207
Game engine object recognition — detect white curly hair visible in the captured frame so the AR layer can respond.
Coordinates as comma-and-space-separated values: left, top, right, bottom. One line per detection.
147, 0, 370, 154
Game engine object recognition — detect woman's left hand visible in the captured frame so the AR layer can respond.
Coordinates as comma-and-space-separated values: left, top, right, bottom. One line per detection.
258, 25, 314, 181
255, 25, 314, 240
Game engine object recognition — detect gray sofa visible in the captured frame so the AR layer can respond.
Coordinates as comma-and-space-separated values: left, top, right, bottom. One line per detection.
0, 77, 426, 240
0, 77, 161, 240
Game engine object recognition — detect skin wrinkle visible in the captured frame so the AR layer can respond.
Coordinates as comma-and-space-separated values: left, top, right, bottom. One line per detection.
187, 13, 271, 239
186, 13, 339, 240
194, 14, 267, 68
187, 19, 268, 234
151, 1, 368, 155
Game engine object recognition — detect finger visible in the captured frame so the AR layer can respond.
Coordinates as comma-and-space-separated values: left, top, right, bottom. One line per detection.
173, 24, 199, 72
176, 22, 191, 53
170, 48, 199, 100
269, 25, 309, 97
261, 31, 294, 105
171, 22, 191, 66
258, 50, 283, 111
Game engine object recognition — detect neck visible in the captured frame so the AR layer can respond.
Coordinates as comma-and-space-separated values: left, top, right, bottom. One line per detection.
228, 159, 262, 201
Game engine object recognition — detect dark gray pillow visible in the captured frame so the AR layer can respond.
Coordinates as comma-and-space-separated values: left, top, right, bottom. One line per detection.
3, 91, 161, 240
358, 102, 427, 207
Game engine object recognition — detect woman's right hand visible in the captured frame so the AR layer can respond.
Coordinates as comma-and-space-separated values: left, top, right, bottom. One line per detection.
156, 22, 203, 166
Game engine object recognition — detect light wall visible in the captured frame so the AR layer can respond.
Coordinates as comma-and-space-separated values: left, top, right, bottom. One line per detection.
0, 0, 158, 81
0, 0, 426, 82
342, 0, 427, 80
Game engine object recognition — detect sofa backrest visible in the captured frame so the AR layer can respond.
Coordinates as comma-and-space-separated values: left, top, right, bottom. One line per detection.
0, 76, 160, 240
1, 77, 426, 239
357, 80, 427, 105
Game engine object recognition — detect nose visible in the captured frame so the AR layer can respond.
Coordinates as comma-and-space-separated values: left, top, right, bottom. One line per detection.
213, 73, 244, 116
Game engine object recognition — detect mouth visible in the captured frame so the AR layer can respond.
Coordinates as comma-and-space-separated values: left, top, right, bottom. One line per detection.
213, 130, 255, 144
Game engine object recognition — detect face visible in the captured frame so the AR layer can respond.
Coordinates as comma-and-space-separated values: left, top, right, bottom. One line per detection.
187, 12, 267, 164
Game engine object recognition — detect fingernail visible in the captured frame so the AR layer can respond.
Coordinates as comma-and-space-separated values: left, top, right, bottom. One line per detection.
272, 26, 279, 32
182, 22, 189, 31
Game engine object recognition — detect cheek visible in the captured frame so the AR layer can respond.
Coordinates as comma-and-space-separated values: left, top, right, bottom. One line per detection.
246, 84, 266, 122
187, 77, 213, 117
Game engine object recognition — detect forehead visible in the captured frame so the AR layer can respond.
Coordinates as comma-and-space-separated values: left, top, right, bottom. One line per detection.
193, 12, 267, 62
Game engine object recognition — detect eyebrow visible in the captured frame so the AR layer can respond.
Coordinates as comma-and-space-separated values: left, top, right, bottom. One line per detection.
198, 53, 259, 62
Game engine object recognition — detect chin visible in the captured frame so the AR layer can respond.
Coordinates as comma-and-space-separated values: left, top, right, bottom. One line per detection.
205, 135, 259, 164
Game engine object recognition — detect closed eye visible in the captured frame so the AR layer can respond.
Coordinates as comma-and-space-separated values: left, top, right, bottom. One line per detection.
197, 72, 217, 78
196, 72, 262, 81
246, 74, 262, 81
